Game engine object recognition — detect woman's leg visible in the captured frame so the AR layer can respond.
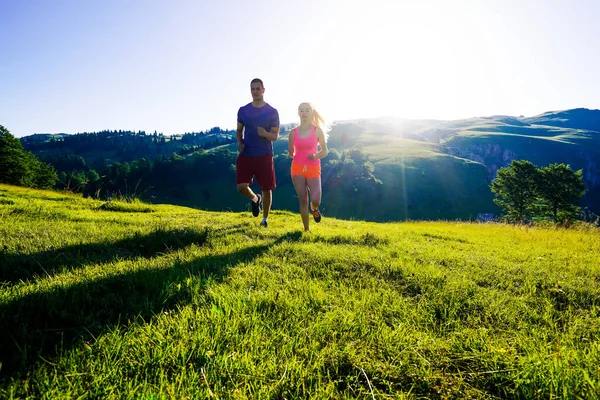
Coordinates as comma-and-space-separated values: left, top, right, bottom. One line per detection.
307, 177, 322, 211
292, 174, 310, 231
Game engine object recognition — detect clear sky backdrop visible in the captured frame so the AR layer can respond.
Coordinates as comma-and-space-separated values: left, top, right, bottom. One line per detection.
1, 0, 599, 137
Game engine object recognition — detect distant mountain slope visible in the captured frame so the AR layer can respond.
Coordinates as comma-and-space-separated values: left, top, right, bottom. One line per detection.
522, 108, 600, 131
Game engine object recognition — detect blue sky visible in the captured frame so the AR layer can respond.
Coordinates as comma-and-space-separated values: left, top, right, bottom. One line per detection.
1, 0, 599, 137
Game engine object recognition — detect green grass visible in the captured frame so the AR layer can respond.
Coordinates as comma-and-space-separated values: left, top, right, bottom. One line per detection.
1, 184, 600, 399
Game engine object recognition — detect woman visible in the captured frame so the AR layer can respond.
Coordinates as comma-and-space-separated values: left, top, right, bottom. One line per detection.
288, 102, 329, 231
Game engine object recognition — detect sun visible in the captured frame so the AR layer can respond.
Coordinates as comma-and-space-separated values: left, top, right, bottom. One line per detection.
304, 0, 499, 122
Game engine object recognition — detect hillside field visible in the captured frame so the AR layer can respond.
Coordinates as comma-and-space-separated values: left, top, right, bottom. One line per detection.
1, 184, 599, 399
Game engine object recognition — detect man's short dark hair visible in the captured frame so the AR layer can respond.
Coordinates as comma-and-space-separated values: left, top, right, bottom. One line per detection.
251, 78, 264, 88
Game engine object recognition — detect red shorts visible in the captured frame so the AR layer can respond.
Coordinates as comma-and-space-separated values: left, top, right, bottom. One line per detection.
236, 153, 276, 190
291, 161, 321, 180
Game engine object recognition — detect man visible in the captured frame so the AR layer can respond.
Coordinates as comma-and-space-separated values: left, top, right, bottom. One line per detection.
236, 78, 280, 227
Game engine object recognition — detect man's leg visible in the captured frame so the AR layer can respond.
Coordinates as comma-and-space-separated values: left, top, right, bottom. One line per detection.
255, 154, 276, 221
237, 183, 256, 200
236, 155, 256, 200
238, 182, 262, 217
262, 189, 272, 219
237, 154, 262, 217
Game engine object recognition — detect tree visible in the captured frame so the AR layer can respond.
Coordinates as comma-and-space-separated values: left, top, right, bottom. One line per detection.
347, 145, 366, 164
537, 163, 586, 223
327, 148, 341, 162
28, 153, 57, 189
86, 169, 100, 182
0, 125, 57, 188
0, 125, 30, 185
491, 160, 540, 223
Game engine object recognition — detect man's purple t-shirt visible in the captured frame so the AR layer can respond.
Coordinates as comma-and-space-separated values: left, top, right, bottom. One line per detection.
237, 103, 280, 157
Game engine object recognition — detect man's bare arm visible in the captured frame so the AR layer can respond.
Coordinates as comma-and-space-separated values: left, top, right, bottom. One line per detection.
236, 122, 245, 152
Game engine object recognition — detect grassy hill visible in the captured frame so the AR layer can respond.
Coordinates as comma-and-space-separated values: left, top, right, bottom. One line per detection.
1, 184, 599, 398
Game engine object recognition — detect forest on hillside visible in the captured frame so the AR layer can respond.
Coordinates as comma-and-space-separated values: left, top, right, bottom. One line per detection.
21, 127, 237, 164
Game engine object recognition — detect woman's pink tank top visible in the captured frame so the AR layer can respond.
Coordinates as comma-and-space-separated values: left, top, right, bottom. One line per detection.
293, 125, 320, 166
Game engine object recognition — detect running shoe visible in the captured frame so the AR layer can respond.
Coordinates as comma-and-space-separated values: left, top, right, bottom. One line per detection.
312, 208, 322, 223
251, 194, 262, 217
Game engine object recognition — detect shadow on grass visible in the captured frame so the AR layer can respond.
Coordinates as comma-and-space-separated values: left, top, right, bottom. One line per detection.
308, 232, 389, 246
0, 228, 210, 283
96, 201, 154, 213
0, 231, 302, 381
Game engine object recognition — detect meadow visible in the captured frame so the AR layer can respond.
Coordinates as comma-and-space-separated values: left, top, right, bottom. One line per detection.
1, 183, 599, 399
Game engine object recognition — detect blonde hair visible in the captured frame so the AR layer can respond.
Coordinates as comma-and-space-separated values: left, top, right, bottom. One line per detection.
299, 102, 330, 141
